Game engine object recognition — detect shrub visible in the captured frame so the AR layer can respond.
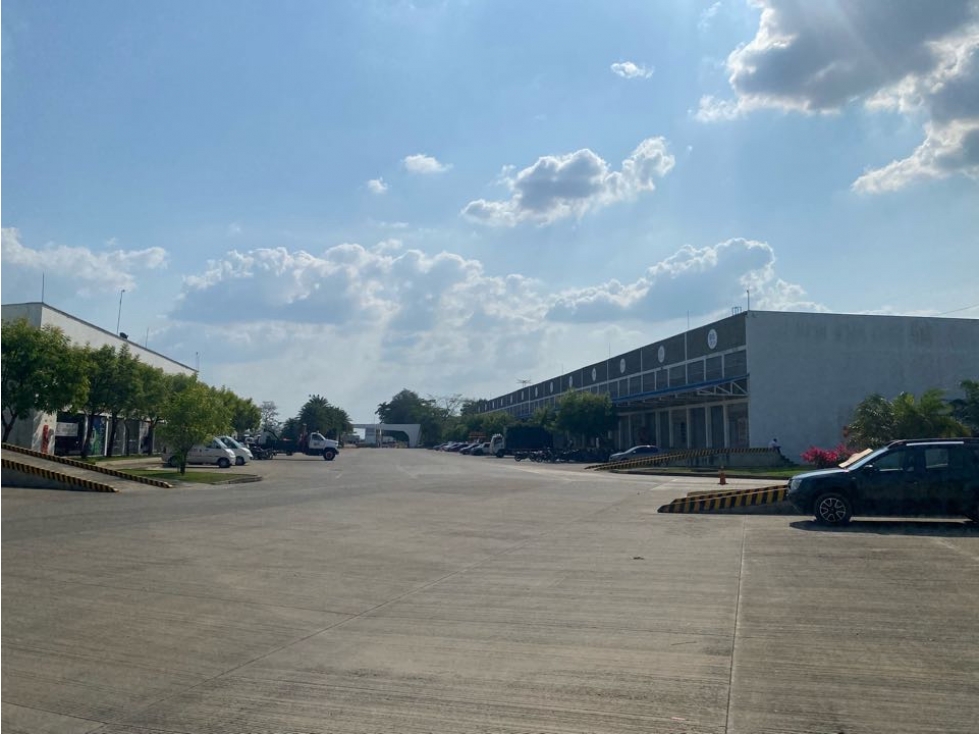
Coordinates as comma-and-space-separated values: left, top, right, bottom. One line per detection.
801, 444, 850, 469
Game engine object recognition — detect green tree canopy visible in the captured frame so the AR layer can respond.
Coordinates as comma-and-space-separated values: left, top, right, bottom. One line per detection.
259, 400, 280, 433
1, 319, 88, 442
158, 379, 232, 474
555, 391, 617, 443
104, 346, 144, 457
892, 389, 969, 439
78, 345, 120, 458
950, 379, 979, 436
221, 390, 261, 436
133, 363, 173, 453
529, 405, 557, 432
377, 389, 442, 445
846, 389, 969, 448
298, 395, 352, 439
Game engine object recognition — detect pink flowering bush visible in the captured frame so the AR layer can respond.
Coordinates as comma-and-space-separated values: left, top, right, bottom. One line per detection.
801, 444, 850, 469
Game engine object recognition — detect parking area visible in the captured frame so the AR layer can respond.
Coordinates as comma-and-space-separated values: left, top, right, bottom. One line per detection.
3, 449, 977, 733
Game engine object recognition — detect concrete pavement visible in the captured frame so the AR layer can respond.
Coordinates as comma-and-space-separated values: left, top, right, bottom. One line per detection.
3, 449, 977, 733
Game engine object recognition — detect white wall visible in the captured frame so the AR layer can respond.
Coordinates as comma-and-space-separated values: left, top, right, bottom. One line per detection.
2, 302, 195, 376
746, 311, 979, 462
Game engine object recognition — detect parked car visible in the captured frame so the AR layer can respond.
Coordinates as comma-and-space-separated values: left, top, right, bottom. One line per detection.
609, 445, 661, 463
470, 441, 490, 456
217, 435, 253, 465
162, 437, 236, 469
787, 438, 979, 525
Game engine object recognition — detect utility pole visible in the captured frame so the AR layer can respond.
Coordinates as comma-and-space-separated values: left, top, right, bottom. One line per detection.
116, 289, 126, 334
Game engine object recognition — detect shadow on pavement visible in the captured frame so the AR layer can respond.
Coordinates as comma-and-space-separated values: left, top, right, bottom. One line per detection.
790, 519, 978, 537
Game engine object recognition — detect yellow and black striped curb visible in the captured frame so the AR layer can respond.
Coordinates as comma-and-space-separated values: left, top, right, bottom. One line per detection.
588, 446, 778, 472
2, 457, 117, 493
658, 484, 788, 513
1, 443, 172, 488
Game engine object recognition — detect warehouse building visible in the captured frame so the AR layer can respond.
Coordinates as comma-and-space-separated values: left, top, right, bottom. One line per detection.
1, 302, 196, 455
473, 310, 979, 461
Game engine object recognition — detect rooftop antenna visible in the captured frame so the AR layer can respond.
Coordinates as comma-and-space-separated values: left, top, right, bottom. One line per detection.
41, 272, 45, 303
517, 378, 532, 387
746, 288, 751, 312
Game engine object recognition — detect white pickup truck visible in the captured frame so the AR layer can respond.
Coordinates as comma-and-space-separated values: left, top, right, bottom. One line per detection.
291, 431, 340, 461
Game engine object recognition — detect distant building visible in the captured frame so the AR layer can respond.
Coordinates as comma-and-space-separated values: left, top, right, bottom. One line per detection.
472, 310, 979, 461
2, 302, 196, 455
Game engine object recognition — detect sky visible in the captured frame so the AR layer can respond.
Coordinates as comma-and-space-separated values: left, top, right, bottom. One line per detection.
3, 0, 978, 423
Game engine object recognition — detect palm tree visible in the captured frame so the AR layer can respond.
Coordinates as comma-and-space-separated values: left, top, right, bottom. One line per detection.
848, 389, 968, 449
892, 389, 969, 439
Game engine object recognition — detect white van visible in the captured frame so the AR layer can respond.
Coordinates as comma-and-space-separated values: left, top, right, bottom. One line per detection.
162, 437, 236, 469
217, 435, 253, 465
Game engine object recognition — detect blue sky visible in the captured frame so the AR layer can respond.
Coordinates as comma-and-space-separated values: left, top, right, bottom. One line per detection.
3, 0, 978, 422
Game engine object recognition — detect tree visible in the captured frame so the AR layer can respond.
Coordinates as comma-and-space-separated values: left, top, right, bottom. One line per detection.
529, 405, 557, 432
555, 391, 617, 444
259, 400, 280, 432
847, 389, 969, 449
209, 388, 261, 438
134, 364, 176, 454
298, 395, 352, 439
1, 319, 88, 443
78, 345, 119, 459
377, 389, 442, 445
104, 346, 144, 457
950, 379, 979, 436
158, 379, 231, 474
891, 389, 968, 439
846, 393, 896, 449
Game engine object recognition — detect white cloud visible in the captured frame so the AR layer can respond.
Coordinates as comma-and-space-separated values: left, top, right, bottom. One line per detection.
610, 61, 654, 79
402, 153, 452, 174
698, 2, 721, 32
368, 219, 410, 229
693, 94, 743, 122
1, 227, 168, 295
461, 136, 675, 226
159, 235, 821, 419
372, 238, 403, 254
366, 177, 388, 194
697, 0, 979, 191
546, 238, 825, 322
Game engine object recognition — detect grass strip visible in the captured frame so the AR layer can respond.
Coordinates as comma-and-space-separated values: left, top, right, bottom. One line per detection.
122, 469, 235, 484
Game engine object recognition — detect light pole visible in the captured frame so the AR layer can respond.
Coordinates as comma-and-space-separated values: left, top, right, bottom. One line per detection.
116, 289, 126, 334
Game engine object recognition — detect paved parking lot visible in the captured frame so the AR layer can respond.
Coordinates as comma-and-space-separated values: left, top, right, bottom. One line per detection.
3, 449, 977, 733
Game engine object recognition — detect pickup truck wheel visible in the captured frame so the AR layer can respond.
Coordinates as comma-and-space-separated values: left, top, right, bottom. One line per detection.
496, 450, 505, 458
168, 456, 180, 468
235, 456, 245, 466
218, 457, 231, 469
323, 449, 336, 461
814, 492, 852, 526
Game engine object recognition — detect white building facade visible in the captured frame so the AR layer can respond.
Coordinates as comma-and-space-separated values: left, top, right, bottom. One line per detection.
2, 302, 196, 455
472, 311, 979, 462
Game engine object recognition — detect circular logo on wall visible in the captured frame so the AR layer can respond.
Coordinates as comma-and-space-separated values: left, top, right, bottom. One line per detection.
708, 328, 718, 350
657, 345, 665, 363
591, 367, 597, 381
619, 358, 626, 374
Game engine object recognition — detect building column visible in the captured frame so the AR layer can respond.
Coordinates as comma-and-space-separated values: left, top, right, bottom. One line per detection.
723, 404, 730, 449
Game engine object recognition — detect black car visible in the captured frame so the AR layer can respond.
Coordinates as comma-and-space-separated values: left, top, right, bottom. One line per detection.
787, 438, 979, 525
